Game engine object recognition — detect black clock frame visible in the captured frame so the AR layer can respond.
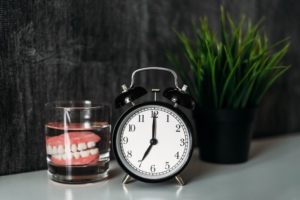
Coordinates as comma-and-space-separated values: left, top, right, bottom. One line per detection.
112, 101, 194, 183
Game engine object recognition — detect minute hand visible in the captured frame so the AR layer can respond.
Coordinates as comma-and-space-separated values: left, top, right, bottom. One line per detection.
140, 116, 158, 162
152, 115, 157, 139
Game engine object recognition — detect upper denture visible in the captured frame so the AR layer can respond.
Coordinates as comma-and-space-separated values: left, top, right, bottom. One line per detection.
46, 132, 101, 148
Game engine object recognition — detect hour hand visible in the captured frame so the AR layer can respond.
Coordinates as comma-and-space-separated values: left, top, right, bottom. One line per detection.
140, 138, 158, 162
140, 144, 153, 162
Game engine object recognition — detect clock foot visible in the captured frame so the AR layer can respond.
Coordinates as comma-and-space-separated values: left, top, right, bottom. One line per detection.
122, 174, 135, 184
175, 175, 185, 186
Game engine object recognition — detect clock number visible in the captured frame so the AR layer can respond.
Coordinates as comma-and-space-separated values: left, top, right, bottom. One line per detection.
121, 136, 128, 144
126, 150, 132, 158
176, 124, 181, 132
150, 165, 156, 172
151, 111, 158, 118
138, 115, 144, 122
166, 115, 169, 122
129, 124, 136, 132
165, 162, 170, 169
180, 138, 186, 146
175, 152, 179, 159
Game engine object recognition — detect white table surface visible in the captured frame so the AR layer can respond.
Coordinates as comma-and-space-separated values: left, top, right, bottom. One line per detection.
1, 134, 300, 200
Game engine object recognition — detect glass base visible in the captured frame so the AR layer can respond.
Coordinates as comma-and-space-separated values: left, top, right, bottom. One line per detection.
48, 170, 109, 184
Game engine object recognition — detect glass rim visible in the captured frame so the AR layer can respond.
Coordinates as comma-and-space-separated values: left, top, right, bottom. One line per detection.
45, 100, 111, 110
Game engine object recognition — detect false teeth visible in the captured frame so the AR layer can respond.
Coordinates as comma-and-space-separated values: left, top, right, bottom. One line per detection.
87, 141, 96, 148
80, 150, 89, 158
73, 152, 80, 159
46, 145, 53, 155
64, 153, 72, 160
90, 148, 99, 155
71, 144, 77, 152
78, 143, 87, 151
52, 146, 58, 154
53, 154, 62, 160
58, 145, 64, 154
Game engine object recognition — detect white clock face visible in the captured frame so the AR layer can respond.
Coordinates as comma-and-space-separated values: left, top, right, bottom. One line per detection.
115, 104, 192, 181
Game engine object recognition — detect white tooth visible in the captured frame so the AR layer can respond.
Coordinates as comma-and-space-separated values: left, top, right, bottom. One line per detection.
46, 145, 53, 155
87, 141, 96, 148
58, 145, 64, 154
67, 152, 73, 159
80, 150, 89, 158
78, 143, 87, 151
73, 152, 80, 159
62, 154, 66, 160
52, 146, 57, 154
64, 146, 71, 153
90, 148, 99, 155
71, 144, 77, 152
54, 155, 62, 160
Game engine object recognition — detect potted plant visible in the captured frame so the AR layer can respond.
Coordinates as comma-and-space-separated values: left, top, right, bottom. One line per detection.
167, 7, 290, 164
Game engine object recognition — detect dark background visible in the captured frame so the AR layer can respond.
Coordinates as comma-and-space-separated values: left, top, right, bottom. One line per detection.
0, 0, 299, 175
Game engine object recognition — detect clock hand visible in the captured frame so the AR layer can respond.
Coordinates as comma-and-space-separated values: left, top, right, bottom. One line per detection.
139, 114, 158, 163
152, 115, 157, 139
140, 143, 153, 162
140, 139, 158, 162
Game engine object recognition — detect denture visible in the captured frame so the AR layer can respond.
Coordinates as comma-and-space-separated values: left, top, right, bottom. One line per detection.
46, 132, 101, 166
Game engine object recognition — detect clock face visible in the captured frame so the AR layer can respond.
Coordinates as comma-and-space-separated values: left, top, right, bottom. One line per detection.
114, 103, 193, 182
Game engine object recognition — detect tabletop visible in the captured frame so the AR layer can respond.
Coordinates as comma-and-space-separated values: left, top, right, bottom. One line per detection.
1, 134, 300, 200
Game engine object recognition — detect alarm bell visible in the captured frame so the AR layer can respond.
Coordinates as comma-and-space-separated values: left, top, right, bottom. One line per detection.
115, 67, 195, 110
163, 86, 195, 109
115, 85, 147, 108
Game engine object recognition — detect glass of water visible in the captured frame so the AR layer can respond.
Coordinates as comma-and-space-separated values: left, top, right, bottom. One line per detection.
45, 101, 111, 183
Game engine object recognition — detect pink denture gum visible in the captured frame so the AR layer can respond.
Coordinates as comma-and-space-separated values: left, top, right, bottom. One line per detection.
46, 132, 101, 166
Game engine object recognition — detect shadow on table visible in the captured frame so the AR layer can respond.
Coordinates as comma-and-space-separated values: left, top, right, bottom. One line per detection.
108, 168, 123, 179
248, 136, 282, 159
181, 150, 219, 184
182, 136, 286, 184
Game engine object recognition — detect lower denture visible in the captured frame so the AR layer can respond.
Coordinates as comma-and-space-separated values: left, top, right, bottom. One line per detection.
51, 149, 99, 166
46, 132, 101, 166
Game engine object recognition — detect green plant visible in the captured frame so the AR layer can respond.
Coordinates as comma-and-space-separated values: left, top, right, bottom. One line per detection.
167, 7, 290, 109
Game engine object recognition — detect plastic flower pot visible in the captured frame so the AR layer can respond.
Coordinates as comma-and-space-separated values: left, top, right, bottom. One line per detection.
194, 108, 256, 164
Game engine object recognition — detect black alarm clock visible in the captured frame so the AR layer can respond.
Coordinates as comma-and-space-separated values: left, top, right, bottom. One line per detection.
113, 67, 195, 185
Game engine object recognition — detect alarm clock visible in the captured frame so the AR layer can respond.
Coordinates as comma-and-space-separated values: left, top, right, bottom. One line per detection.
113, 67, 195, 185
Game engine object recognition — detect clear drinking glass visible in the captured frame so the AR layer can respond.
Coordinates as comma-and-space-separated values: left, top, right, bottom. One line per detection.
45, 101, 111, 183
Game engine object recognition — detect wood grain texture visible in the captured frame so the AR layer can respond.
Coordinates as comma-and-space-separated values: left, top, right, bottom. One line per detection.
0, 0, 299, 174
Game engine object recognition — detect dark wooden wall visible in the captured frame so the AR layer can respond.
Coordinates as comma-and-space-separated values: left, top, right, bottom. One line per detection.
1, 0, 299, 175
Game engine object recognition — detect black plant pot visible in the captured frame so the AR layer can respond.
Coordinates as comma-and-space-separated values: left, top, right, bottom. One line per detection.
194, 108, 256, 164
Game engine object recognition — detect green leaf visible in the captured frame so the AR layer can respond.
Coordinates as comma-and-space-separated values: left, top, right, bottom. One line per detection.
166, 6, 290, 109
